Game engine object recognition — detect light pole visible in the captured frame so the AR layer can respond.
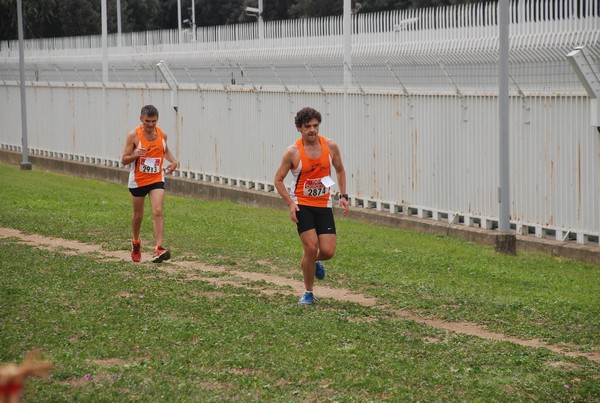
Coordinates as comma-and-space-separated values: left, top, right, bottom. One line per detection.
177, 0, 183, 43
245, 0, 264, 41
343, 0, 351, 90
101, 0, 109, 167
191, 0, 196, 42
343, 0, 351, 195
116, 0, 122, 47
496, 0, 516, 254
101, 0, 108, 84
16, 0, 30, 170
258, 0, 264, 41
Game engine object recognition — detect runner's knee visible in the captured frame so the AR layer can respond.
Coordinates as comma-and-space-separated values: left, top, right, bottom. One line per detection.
319, 248, 335, 260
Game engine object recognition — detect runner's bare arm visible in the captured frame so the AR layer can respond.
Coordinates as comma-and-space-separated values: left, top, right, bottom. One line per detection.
328, 139, 349, 215
121, 130, 142, 165
161, 133, 179, 174
274, 145, 300, 222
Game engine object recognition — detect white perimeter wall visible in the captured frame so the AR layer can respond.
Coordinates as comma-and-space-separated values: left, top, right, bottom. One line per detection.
1, 82, 598, 244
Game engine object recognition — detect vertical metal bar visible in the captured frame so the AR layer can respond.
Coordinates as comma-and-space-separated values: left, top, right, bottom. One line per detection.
101, 0, 109, 166
258, 0, 264, 41
177, 0, 183, 43
101, 0, 108, 84
344, 0, 351, 152
16, 0, 30, 169
344, 0, 352, 90
117, 0, 122, 47
498, 0, 510, 233
191, 0, 196, 42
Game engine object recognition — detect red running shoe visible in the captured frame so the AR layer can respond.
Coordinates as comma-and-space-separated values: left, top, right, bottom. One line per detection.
131, 239, 142, 262
152, 245, 171, 263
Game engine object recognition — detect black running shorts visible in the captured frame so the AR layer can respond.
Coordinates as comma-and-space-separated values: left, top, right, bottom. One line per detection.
296, 205, 336, 235
129, 181, 165, 197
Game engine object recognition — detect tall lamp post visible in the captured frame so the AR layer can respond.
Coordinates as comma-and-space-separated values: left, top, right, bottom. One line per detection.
116, 0, 122, 47
177, 0, 183, 43
101, 0, 108, 84
343, 0, 351, 200
16, 0, 31, 170
245, 0, 264, 41
191, 0, 196, 42
496, 0, 516, 254
179, 1, 196, 42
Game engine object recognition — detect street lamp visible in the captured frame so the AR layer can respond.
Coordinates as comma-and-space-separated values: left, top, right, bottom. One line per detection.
116, 0, 122, 46
177, 0, 182, 42
16, 0, 30, 170
178, 0, 196, 43
189, 1, 196, 42
245, 0, 264, 41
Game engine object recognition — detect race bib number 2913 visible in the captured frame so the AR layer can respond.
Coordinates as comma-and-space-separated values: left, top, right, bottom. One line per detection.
139, 157, 161, 174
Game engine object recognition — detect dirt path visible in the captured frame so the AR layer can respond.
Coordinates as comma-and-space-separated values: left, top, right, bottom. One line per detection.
2, 227, 598, 363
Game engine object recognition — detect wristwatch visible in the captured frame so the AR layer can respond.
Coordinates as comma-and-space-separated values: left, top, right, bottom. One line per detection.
340, 194, 349, 200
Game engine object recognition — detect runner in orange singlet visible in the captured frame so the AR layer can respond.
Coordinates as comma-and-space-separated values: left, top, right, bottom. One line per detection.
274, 107, 350, 305
128, 124, 167, 189
121, 105, 179, 263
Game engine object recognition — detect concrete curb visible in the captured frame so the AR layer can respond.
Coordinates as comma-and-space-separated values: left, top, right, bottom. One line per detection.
1, 150, 598, 265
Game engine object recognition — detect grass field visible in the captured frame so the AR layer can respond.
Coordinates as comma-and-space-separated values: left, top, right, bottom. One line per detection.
0, 162, 599, 401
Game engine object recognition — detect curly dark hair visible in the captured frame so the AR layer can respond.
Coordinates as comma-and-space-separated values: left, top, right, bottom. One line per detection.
294, 107, 322, 128
140, 105, 159, 117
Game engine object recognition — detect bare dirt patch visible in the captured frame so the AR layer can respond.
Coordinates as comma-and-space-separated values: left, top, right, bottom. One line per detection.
2, 227, 598, 363
547, 361, 581, 371
92, 358, 132, 368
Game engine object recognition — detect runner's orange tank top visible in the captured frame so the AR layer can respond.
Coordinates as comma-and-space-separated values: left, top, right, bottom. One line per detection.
290, 136, 333, 208
127, 126, 166, 189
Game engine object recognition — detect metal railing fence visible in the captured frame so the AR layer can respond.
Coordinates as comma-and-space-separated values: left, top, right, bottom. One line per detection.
1, 0, 598, 55
1, 0, 598, 90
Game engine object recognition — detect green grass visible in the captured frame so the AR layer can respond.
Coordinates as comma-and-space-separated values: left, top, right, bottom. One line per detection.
1, 162, 599, 401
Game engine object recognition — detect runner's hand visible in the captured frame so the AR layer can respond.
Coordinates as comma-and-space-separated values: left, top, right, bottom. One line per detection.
165, 161, 179, 175
340, 197, 349, 216
289, 203, 300, 223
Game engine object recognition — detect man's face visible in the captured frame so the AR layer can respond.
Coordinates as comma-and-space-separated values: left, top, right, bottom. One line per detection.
140, 115, 158, 131
298, 118, 320, 141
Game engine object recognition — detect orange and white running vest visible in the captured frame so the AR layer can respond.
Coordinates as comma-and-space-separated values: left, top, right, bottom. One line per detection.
290, 136, 333, 208
127, 126, 166, 189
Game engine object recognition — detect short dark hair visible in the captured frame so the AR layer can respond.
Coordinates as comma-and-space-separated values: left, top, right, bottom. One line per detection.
140, 105, 159, 117
295, 107, 321, 128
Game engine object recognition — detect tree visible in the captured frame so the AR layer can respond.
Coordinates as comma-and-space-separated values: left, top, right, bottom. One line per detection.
0, 0, 60, 40
127, 0, 162, 32
55, 0, 102, 37
288, 0, 343, 18
262, 0, 295, 21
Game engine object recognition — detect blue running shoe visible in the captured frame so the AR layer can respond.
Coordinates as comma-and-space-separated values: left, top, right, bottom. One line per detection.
298, 292, 317, 305
315, 261, 326, 280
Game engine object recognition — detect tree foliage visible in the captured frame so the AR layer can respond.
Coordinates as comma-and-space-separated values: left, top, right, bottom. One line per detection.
0, 0, 482, 41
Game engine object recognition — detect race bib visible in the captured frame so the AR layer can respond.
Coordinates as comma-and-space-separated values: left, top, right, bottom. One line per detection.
303, 178, 330, 197
139, 157, 161, 174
